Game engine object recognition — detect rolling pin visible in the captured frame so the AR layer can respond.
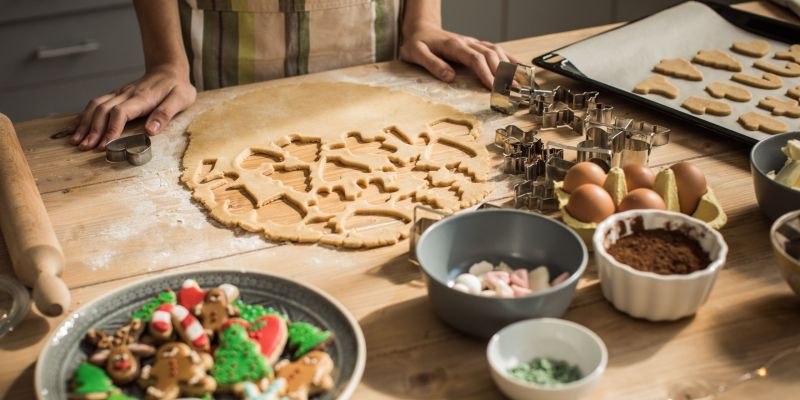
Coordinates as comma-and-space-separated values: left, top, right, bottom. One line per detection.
0, 113, 69, 316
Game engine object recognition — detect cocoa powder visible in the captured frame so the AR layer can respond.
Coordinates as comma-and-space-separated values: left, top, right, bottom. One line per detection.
607, 228, 710, 275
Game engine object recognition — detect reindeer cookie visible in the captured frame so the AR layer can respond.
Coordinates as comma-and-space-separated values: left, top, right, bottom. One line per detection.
85, 319, 155, 385
138, 342, 216, 400
195, 284, 240, 335
275, 351, 334, 400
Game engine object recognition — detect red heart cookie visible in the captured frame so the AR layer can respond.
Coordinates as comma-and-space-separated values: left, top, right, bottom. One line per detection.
248, 315, 289, 366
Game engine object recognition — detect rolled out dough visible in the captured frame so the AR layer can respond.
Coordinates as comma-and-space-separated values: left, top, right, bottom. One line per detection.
181, 82, 492, 248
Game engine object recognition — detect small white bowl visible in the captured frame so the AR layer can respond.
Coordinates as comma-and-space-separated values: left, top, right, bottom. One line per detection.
593, 210, 728, 321
487, 318, 607, 400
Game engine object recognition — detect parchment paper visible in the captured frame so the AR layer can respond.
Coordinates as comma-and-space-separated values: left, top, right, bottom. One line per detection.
556, 1, 799, 142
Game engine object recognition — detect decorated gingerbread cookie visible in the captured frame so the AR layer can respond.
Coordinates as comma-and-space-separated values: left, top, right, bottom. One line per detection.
234, 300, 287, 323
85, 319, 155, 385
212, 323, 272, 391
131, 289, 176, 321
138, 342, 216, 400
69, 362, 122, 400
287, 322, 332, 359
275, 350, 334, 400
149, 304, 210, 351
195, 285, 240, 335
177, 279, 207, 310
240, 379, 288, 400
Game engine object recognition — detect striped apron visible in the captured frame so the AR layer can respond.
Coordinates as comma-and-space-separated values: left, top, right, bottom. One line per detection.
178, 0, 404, 91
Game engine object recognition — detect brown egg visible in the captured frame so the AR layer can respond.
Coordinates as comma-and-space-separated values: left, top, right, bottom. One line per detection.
565, 184, 615, 223
670, 162, 708, 215
563, 162, 606, 193
618, 188, 666, 212
622, 163, 656, 190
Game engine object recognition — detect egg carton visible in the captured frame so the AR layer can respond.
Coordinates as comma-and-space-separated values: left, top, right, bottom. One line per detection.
490, 61, 671, 212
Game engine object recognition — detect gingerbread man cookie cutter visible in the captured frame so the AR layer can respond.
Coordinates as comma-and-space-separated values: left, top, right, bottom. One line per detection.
105, 134, 152, 166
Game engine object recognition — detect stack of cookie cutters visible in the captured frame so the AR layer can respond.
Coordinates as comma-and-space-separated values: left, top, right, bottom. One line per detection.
490, 62, 672, 211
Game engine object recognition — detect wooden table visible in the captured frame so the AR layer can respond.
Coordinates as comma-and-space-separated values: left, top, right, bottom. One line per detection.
2, 2, 799, 399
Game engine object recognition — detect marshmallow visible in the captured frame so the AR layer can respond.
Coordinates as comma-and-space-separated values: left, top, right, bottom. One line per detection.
529, 266, 550, 292
469, 261, 494, 276
510, 269, 529, 288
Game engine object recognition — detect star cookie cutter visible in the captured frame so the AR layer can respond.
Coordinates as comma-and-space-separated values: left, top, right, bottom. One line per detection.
105, 134, 152, 166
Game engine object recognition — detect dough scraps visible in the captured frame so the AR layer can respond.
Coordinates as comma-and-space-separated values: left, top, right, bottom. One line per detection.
705, 82, 752, 102
731, 40, 770, 57
653, 58, 704, 81
181, 82, 492, 248
692, 50, 742, 71
633, 75, 679, 99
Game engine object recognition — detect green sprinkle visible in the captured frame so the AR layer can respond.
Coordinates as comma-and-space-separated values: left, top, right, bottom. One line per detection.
508, 357, 583, 386
233, 299, 287, 323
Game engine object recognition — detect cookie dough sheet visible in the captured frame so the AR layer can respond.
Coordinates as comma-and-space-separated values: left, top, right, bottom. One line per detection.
556, 1, 799, 141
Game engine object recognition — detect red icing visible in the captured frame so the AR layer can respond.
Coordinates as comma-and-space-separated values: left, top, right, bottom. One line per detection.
114, 359, 130, 370
178, 285, 206, 309
248, 315, 287, 359
151, 320, 170, 332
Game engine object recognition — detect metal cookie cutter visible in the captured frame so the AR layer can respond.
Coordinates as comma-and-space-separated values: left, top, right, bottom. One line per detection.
106, 134, 152, 166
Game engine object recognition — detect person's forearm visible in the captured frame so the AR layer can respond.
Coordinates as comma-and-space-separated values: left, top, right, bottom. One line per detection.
403, 0, 442, 37
133, 0, 188, 73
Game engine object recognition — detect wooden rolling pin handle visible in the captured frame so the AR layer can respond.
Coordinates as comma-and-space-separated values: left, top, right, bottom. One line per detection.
0, 113, 70, 316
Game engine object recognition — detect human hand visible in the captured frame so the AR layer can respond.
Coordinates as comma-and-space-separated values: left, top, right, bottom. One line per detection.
70, 65, 196, 150
399, 23, 520, 89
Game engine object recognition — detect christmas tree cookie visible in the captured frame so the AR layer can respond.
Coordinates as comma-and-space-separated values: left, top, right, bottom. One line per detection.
69, 362, 121, 400
131, 289, 176, 321
233, 300, 287, 323
213, 323, 272, 391
287, 322, 332, 359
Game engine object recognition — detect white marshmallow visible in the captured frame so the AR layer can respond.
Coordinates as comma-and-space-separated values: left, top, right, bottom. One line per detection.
455, 273, 482, 294
468, 261, 494, 276
529, 266, 550, 292
452, 283, 470, 293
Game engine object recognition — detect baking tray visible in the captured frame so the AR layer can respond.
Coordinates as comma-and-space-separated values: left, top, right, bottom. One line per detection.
532, 0, 800, 145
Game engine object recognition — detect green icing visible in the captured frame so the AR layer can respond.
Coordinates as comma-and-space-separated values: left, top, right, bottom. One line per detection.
508, 357, 583, 386
107, 393, 137, 400
71, 362, 119, 395
233, 299, 287, 323
131, 289, 176, 321
287, 322, 331, 358
212, 323, 271, 385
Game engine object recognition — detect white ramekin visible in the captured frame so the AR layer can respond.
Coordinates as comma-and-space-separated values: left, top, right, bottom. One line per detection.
592, 210, 728, 321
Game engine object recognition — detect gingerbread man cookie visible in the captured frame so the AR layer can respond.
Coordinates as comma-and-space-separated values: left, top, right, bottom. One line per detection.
138, 342, 216, 400
731, 39, 770, 57
275, 351, 335, 400
633, 75, 679, 99
753, 60, 800, 77
731, 72, 783, 90
692, 50, 742, 71
85, 319, 156, 385
705, 82, 752, 102
775, 44, 800, 63
681, 96, 732, 116
738, 112, 789, 134
789, 86, 800, 101
758, 96, 800, 118
653, 58, 703, 81
195, 284, 240, 335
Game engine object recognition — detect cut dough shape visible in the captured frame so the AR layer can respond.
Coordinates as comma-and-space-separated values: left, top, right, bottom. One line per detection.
758, 96, 800, 118
653, 58, 703, 81
692, 50, 742, 71
705, 82, 752, 102
681, 96, 732, 116
753, 60, 800, 77
731, 72, 783, 89
738, 111, 789, 134
731, 40, 770, 57
181, 82, 492, 248
789, 86, 800, 100
775, 44, 800, 63
633, 75, 679, 99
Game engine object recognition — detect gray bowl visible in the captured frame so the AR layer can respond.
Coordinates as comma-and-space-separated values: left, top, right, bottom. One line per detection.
416, 209, 588, 338
751, 132, 800, 221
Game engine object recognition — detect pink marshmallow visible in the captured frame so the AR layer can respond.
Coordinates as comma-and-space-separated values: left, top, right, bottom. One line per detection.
550, 272, 570, 287
483, 271, 510, 289
510, 269, 529, 289
511, 285, 532, 298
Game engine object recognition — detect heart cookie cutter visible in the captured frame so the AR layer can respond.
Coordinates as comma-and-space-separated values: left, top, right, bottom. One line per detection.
105, 134, 152, 166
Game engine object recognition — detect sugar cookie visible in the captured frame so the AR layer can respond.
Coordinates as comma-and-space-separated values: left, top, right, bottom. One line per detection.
681, 96, 732, 116
653, 58, 703, 81
753, 60, 800, 77
731, 39, 770, 57
738, 112, 789, 134
731, 72, 783, 89
789, 86, 800, 100
69, 362, 122, 400
705, 82, 752, 102
775, 44, 800, 63
758, 96, 800, 118
633, 75, 679, 99
212, 323, 272, 391
692, 50, 742, 71
195, 285, 240, 335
